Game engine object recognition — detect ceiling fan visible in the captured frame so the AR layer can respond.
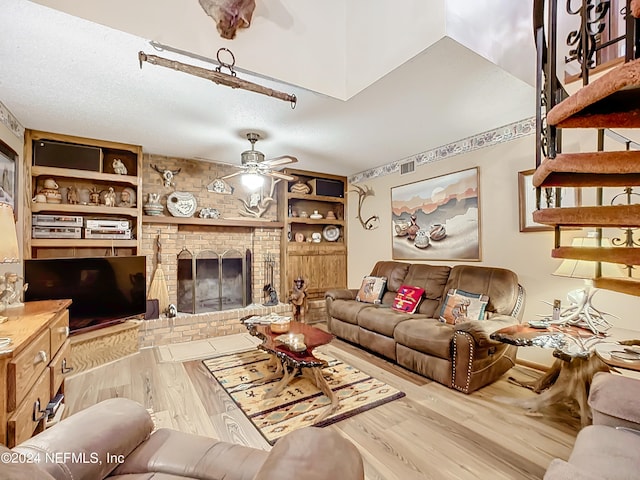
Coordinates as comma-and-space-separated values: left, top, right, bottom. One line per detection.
221, 132, 298, 183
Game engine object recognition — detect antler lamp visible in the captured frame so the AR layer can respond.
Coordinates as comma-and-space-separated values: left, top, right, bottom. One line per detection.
552, 232, 625, 334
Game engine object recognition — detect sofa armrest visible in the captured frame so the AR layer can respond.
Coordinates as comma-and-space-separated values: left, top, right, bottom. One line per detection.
589, 372, 640, 429
325, 288, 358, 302
455, 314, 520, 348
544, 458, 601, 480
13, 398, 154, 480
254, 427, 364, 480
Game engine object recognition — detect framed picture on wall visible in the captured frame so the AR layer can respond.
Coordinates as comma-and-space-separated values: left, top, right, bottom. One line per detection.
518, 169, 582, 232
0, 140, 18, 220
391, 167, 481, 261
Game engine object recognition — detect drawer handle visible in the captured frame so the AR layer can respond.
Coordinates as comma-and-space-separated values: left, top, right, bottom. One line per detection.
35, 350, 48, 364
61, 358, 74, 374
59, 326, 70, 336
33, 398, 47, 422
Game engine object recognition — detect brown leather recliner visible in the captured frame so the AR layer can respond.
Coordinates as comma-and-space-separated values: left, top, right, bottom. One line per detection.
3, 398, 364, 480
326, 261, 525, 393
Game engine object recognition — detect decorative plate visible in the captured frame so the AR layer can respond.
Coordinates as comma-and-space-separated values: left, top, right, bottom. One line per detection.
167, 191, 197, 217
322, 225, 340, 242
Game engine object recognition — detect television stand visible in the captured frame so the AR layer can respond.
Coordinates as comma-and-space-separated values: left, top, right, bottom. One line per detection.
70, 320, 141, 373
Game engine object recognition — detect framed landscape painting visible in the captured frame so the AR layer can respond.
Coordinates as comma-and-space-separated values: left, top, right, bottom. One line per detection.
0, 140, 18, 219
391, 167, 480, 261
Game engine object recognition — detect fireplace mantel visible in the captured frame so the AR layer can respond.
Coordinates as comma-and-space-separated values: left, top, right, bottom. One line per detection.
142, 216, 284, 229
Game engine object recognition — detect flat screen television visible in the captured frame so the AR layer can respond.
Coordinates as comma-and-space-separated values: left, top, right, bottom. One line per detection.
24, 256, 146, 334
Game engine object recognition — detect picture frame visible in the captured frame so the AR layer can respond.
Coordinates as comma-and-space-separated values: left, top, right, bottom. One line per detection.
0, 140, 18, 220
391, 167, 480, 261
518, 169, 582, 232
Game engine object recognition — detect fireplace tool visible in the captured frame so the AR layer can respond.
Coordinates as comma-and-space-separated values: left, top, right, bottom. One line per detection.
148, 234, 170, 314
263, 253, 278, 306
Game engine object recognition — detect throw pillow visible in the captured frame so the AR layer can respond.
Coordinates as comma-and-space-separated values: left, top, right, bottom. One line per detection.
392, 285, 425, 313
439, 289, 489, 325
356, 276, 387, 304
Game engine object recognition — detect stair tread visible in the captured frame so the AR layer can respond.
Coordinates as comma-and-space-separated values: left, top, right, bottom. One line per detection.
547, 58, 640, 128
533, 151, 640, 187
552, 246, 640, 265
532, 204, 640, 227
593, 277, 640, 297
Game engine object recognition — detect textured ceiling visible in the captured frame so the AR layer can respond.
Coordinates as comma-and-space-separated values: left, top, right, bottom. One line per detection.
0, 0, 536, 177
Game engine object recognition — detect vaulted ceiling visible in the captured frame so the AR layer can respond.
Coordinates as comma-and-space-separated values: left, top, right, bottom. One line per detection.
0, 0, 536, 177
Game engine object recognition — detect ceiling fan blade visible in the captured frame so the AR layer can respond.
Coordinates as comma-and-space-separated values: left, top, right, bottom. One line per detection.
221, 170, 244, 180
268, 170, 297, 181
263, 155, 298, 167
194, 156, 240, 167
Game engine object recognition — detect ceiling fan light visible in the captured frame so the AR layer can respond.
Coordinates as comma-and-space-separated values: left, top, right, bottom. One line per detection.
241, 173, 264, 190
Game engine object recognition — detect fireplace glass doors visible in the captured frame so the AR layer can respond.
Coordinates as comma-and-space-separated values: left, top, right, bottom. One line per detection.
177, 248, 250, 313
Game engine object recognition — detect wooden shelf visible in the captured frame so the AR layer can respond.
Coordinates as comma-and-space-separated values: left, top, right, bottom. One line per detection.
31, 166, 139, 186
31, 203, 139, 217
288, 218, 345, 226
287, 193, 345, 203
142, 216, 284, 229
31, 239, 138, 248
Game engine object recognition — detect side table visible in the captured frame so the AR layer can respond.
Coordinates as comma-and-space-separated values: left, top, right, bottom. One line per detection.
491, 323, 610, 427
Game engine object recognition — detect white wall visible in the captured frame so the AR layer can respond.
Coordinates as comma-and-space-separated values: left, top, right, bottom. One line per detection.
347, 129, 640, 366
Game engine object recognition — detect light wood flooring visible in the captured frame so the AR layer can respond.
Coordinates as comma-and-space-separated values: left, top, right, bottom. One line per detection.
65, 337, 581, 480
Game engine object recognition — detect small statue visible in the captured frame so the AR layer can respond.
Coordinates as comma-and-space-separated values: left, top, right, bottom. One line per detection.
112, 158, 128, 175
89, 187, 101, 205
263, 284, 279, 306
166, 303, 177, 318
104, 187, 116, 207
118, 189, 133, 207
66, 185, 79, 204
0, 272, 28, 309
289, 276, 308, 320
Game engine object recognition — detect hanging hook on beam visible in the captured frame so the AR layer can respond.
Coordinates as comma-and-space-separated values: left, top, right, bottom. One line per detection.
138, 50, 297, 108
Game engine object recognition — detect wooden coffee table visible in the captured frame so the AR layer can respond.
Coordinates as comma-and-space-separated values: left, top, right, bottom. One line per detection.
242, 317, 338, 422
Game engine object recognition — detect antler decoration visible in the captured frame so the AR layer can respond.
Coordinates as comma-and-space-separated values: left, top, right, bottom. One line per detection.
238, 177, 280, 218
350, 184, 379, 230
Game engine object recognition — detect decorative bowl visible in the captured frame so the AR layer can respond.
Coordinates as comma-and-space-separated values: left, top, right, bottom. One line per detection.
270, 319, 291, 333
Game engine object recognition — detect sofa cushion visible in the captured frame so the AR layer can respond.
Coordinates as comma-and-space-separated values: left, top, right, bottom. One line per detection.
439, 289, 489, 324
589, 372, 640, 429
402, 264, 451, 317
440, 265, 519, 316
370, 261, 410, 293
394, 319, 455, 359
391, 285, 425, 313
355, 276, 387, 304
357, 306, 419, 337
327, 299, 372, 325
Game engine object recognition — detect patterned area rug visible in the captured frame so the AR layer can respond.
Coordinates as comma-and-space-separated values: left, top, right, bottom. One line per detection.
203, 349, 405, 444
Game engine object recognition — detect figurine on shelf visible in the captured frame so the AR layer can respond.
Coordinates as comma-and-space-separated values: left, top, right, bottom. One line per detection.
104, 187, 116, 207
112, 158, 128, 175
118, 188, 133, 207
289, 276, 309, 320
66, 185, 79, 205
88, 186, 101, 206
0, 272, 28, 310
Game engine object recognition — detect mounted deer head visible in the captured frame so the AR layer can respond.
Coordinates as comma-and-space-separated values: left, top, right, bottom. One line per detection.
198, 0, 256, 39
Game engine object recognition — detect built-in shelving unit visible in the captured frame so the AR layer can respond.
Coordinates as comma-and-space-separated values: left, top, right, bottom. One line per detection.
142, 216, 283, 229
279, 168, 347, 303
24, 130, 142, 259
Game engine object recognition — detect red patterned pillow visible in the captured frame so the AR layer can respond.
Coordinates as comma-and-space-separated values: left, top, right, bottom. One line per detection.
391, 285, 425, 313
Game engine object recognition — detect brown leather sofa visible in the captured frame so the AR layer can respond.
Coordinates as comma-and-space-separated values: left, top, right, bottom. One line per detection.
2, 398, 364, 480
544, 372, 640, 479
326, 261, 525, 393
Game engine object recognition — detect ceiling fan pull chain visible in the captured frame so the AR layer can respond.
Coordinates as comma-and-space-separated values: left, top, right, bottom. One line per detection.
216, 48, 237, 77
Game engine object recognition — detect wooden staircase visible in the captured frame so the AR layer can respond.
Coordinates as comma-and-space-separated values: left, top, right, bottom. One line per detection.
532, 2, 640, 297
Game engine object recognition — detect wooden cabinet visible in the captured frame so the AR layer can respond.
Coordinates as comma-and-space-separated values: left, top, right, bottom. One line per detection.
24, 130, 142, 259
0, 300, 73, 447
279, 169, 347, 313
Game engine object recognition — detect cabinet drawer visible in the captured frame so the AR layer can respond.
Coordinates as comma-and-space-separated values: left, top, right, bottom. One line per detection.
7, 371, 51, 448
8, 329, 51, 411
49, 339, 72, 397
49, 309, 70, 355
